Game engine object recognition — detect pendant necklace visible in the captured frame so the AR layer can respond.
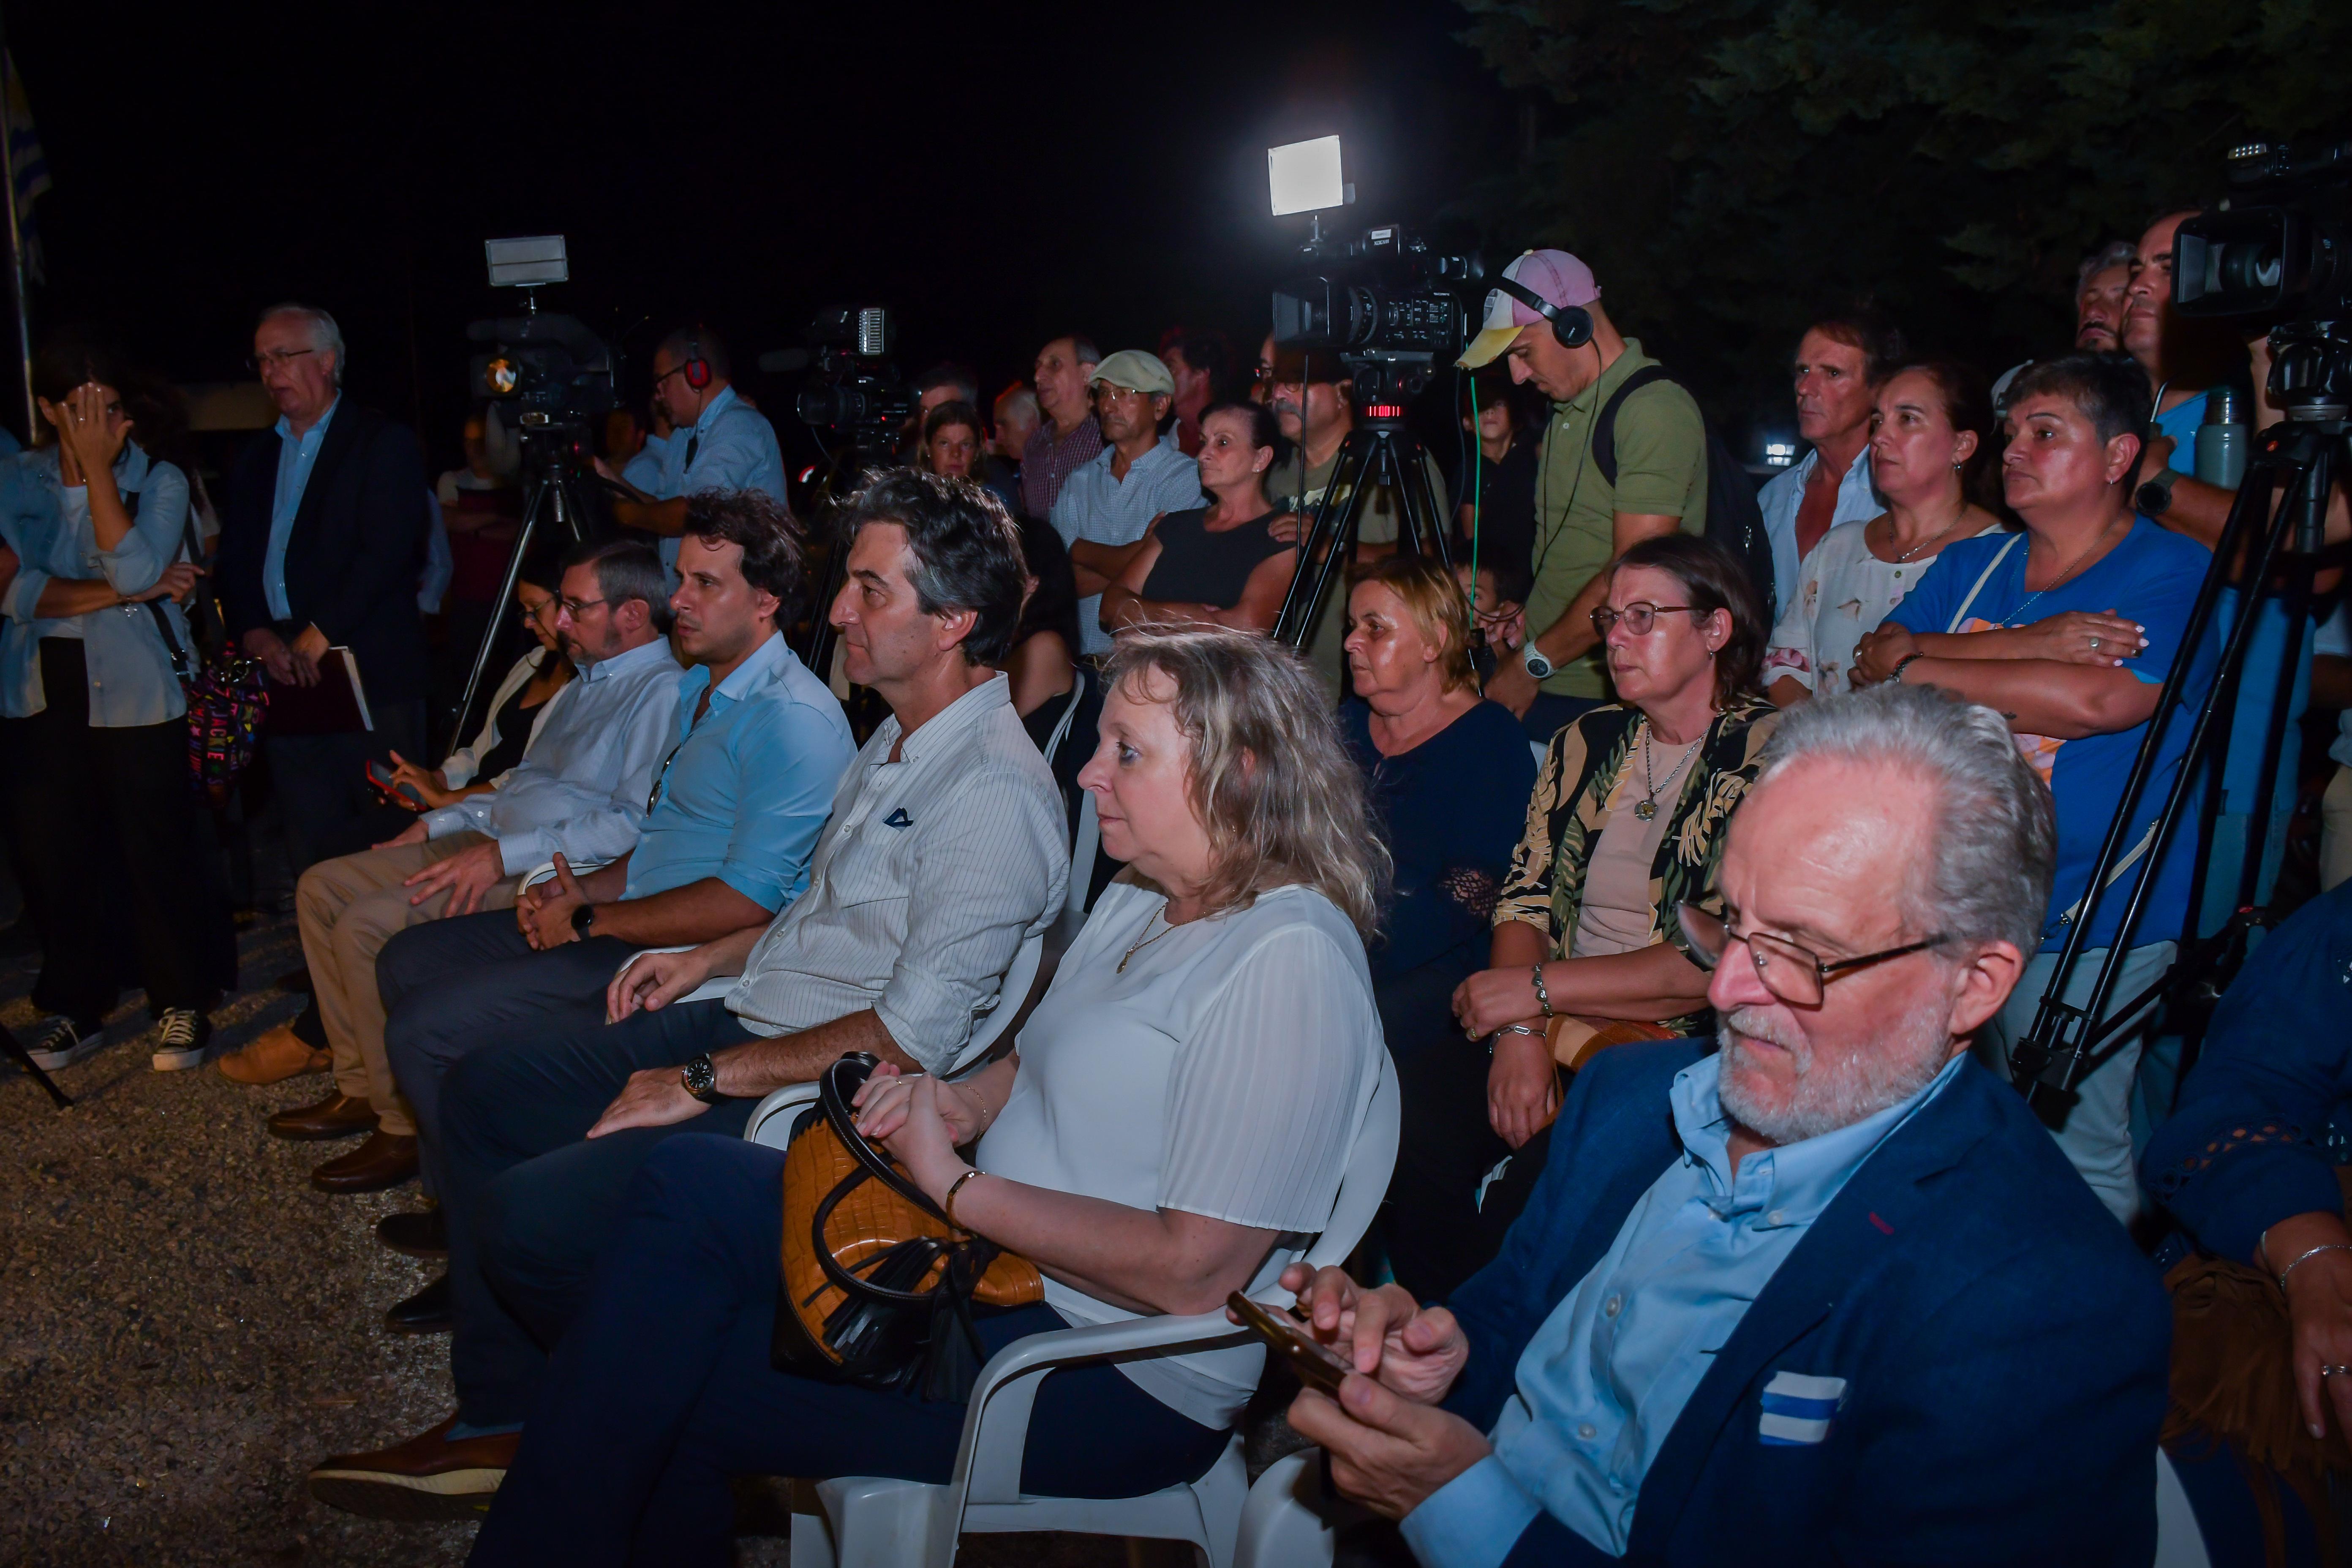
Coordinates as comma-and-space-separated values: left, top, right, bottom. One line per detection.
1119, 909, 1174, 974
1635, 721, 1704, 821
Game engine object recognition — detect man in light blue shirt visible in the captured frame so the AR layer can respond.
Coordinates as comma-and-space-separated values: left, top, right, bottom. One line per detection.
229, 539, 689, 1188
1278, 684, 2170, 1566
594, 325, 786, 574
1753, 316, 1891, 615
1049, 348, 1206, 656
374, 496, 849, 1213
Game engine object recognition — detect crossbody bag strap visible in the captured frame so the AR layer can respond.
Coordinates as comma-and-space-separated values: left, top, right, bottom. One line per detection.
1946, 532, 2023, 633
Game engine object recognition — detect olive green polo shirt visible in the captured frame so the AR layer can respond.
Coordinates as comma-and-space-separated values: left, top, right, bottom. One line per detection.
1524, 339, 1708, 698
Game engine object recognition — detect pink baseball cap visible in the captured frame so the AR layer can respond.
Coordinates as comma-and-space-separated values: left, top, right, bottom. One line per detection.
1457, 249, 1601, 368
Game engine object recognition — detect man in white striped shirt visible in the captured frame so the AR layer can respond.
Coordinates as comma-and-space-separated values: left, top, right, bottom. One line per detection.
310, 472, 1068, 1514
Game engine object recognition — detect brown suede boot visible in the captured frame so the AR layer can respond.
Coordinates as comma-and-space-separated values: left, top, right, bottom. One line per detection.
215, 1023, 332, 1086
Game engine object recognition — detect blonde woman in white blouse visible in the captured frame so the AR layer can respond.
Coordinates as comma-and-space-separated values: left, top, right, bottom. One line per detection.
468, 627, 1391, 1562
1765, 362, 2009, 704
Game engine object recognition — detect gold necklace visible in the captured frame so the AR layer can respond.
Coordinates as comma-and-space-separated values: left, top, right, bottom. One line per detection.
1118, 910, 1176, 974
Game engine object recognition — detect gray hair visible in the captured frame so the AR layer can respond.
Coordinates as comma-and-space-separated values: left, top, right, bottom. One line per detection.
561, 536, 674, 632
1754, 683, 2054, 960
1100, 627, 1390, 939
2076, 240, 2138, 292
259, 302, 345, 386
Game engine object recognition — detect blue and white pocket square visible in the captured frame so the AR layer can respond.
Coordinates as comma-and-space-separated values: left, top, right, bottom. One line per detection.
1758, 1371, 1846, 1446
883, 808, 913, 829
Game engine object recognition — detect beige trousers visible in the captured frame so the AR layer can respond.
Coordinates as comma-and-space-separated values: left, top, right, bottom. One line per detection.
295, 833, 519, 1136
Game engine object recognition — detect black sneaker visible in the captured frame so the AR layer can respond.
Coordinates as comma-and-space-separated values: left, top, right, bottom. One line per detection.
150, 1009, 213, 1072
25, 1016, 101, 1071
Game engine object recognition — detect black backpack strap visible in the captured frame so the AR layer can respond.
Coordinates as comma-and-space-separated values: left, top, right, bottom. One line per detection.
1590, 365, 1677, 487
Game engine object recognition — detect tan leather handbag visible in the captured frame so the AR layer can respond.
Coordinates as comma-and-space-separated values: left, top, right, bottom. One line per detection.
771, 1053, 1042, 1402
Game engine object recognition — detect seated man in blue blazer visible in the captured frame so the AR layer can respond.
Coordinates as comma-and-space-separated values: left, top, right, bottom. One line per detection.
1282, 681, 2171, 1566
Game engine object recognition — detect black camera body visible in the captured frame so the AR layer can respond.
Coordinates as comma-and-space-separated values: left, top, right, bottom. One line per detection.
795, 305, 913, 465
468, 313, 618, 472
2174, 140, 2352, 416
1272, 225, 1480, 418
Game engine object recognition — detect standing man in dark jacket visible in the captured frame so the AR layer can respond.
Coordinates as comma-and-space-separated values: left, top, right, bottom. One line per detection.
218, 303, 431, 873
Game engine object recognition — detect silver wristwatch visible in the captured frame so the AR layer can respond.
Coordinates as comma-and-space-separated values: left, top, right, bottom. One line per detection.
680, 1053, 721, 1104
1522, 642, 1554, 681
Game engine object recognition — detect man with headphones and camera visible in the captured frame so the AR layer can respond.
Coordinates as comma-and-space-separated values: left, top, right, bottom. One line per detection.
596, 324, 787, 574
1458, 250, 1708, 744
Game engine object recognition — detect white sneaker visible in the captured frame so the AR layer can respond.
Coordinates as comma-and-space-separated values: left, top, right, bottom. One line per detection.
25, 1016, 102, 1071
150, 1009, 213, 1072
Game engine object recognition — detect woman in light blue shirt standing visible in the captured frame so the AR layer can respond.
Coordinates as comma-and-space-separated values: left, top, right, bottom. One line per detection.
0, 339, 229, 1073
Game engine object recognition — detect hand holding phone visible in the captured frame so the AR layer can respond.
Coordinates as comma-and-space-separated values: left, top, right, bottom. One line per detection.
1228, 1291, 1353, 1396
366, 759, 426, 809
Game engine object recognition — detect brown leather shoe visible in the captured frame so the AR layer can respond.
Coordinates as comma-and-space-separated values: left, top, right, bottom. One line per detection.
215, 1024, 331, 1086
310, 1130, 419, 1193
308, 1414, 516, 1521
267, 1091, 379, 1141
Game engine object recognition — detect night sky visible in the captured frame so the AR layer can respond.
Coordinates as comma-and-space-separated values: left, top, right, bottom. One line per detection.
7, 0, 1516, 469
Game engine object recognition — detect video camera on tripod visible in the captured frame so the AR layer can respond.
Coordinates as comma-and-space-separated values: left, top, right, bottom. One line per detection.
1261, 137, 1481, 647
2008, 141, 2352, 1114
450, 236, 621, 743
795, 305, 913, 471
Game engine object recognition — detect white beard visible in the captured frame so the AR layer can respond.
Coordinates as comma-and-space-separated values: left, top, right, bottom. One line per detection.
1715, 990, 1954, 1145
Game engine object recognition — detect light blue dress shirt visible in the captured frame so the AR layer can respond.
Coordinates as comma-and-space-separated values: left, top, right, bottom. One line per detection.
1755, 445, 1876, 622
1047, 437, 1206, 655
621, 430, 668, 494
1400, 1051, 1966, 1568
623, 630, 853, 909
0, 444, 196, 725
649, 387, 787, 572
420, 636, 688, 875
263, 392, 340, 621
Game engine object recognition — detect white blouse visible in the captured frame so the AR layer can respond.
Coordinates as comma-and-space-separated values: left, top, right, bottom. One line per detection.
1764, 517, 2007, 696
975, 880, 1385, 1428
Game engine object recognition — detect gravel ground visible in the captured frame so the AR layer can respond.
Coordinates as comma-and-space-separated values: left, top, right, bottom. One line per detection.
0, 911, 1191, 1568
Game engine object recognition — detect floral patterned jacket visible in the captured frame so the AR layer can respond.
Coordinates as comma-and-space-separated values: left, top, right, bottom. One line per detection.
1492, 696, 1781, 1034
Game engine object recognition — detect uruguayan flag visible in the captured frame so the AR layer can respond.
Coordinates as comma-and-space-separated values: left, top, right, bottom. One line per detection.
1758, 1371, 1846, 1446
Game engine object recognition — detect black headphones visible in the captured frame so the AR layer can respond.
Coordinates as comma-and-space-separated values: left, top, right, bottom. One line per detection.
1492, 276, 1594, 351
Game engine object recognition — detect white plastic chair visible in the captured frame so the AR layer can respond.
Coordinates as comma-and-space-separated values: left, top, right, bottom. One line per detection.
783, 1053, 1401, 1568
740, 930, 1047, 1144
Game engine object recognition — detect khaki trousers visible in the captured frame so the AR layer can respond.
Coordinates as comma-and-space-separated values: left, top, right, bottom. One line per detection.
295, 833, 519, 1137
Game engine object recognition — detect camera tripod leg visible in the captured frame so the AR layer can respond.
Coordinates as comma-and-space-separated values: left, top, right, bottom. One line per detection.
2015, 429, 2339, 1105
449, 473, 590, 748
1275, 431, 1377, 651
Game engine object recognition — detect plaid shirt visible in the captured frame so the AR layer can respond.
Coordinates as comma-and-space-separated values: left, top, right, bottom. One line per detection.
1020, 415, 1105, 520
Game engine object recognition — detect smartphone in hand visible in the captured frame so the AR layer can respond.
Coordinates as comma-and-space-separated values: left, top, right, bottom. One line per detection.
365, 760, 426, 809
1229, 1291, 1353, 1396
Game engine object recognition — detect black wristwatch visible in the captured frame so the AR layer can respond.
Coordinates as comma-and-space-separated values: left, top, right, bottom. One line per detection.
2135, 466, 2179, 517
681, 1053, 721, 1104
570, 903, 596, 939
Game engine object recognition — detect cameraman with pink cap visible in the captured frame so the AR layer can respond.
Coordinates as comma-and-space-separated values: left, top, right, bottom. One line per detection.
1458, 250, 1709, 743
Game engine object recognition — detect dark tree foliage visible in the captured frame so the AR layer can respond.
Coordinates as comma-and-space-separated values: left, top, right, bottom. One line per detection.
1453, 0, 2351, 430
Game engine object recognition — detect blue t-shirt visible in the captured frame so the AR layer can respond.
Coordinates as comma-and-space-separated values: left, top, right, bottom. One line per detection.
2153, 388, 2208, 477
1889, 519, 2216, 951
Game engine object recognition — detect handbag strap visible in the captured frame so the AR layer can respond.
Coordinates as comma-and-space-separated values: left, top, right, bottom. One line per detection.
817, 1053, 956, 1225
143, 598, 193, 679
1946, 532, 2023, 632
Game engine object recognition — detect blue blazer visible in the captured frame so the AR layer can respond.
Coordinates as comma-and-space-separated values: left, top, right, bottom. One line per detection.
1443, 1041, 2172, 1566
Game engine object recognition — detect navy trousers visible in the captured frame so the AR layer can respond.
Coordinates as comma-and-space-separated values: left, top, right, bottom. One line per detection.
468, 1134, 1232, 1568
377, 907, 635, 1193
441, 997, 757, 1425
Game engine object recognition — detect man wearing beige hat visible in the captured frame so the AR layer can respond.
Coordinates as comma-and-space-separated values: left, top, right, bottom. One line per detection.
1457, 250, 1708, 743
1047, 348, 1208, 657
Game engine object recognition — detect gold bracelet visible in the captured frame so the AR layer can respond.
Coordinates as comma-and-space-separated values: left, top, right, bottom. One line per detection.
944, 1168, 985, 1233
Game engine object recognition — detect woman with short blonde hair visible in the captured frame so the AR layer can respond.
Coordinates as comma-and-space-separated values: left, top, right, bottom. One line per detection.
471, 628, 1391, 1564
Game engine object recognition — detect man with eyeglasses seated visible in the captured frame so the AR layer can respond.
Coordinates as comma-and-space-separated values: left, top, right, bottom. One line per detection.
1282, 682, 2170, 1566
357, 492, 852, 1329
308, 471, 1068, 1523
222, 538, 684, 1193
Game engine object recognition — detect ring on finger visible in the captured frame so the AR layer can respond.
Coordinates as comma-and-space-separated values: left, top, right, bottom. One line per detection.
2325, 1365, 2352, 1377
2089, 636, 2101, 651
